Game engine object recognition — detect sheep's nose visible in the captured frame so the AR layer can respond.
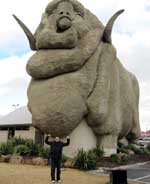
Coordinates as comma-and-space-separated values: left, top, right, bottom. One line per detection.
59, 11, 70, 16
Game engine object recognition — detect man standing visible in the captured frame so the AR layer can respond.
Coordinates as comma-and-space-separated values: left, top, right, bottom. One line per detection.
45, 134, 70, 183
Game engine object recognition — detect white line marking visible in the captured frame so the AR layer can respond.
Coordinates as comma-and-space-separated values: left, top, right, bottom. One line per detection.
128, 179, 150, 184
134, 174, 150, 181
128, 179, 148, 184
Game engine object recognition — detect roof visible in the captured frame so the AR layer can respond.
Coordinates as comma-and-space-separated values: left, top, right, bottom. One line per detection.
0, 106, 32, 126
141, 131, 150, 137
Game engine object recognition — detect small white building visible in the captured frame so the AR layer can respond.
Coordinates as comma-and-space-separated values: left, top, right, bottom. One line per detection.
0, 106, 44, 144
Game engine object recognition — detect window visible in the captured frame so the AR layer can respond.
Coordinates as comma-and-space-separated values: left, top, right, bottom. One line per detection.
15, 126, 30, 130
0, 127, 8, 131
0, 126, 30, 131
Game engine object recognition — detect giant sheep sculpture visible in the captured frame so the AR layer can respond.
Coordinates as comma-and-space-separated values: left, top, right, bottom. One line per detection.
13, 0, 141, 156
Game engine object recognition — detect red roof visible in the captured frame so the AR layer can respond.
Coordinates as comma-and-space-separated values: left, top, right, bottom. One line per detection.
141, 131, 150, 136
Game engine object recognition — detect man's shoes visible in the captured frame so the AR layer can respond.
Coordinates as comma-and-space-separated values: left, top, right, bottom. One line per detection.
57, 180, 62, 183
51, 180, 55, 183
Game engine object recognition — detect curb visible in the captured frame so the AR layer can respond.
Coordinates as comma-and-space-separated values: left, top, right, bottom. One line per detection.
102, 161, 150, 171
88, 161, 150, 175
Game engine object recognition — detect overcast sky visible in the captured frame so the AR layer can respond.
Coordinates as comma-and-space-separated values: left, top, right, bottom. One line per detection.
0, 0, 150, 130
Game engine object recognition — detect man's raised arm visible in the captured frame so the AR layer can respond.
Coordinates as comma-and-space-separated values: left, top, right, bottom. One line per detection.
45, 134, 53, 145
63, 136, 70, 147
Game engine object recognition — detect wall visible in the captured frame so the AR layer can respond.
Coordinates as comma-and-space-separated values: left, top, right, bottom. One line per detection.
63, 119, 97, 157
15, 126, 35, 140
0, 131, 8, 143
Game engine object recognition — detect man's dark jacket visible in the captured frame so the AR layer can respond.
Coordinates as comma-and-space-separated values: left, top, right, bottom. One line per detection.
45, 136, 70, 160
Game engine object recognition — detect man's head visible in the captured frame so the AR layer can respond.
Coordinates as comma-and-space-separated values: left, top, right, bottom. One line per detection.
55, 136, 60, 142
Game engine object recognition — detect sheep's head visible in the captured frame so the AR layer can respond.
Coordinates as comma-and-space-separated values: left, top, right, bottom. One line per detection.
13, 0, 124, 51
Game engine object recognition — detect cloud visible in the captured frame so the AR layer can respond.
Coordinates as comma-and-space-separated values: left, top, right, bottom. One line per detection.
113, 32, 150, 82
0, 0, 50, 57
0, 78, 30, 115
0, 53, 32, 115
0, 52, 32, 85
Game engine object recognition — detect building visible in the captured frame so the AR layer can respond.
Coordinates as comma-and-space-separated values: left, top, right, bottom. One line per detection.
141, 131, 150, 137
0, 106, 44, 144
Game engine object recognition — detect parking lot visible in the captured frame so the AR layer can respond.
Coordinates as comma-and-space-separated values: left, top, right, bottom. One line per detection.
127, 162, 150, 183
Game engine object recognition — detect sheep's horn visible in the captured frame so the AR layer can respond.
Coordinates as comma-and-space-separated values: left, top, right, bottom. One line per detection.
13, 14, 36, 50
102, 9, 125, 44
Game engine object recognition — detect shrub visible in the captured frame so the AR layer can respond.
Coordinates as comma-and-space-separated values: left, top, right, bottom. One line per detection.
86, 150, 97, 170
111, 154, 120, 164
135, 148, 144, 155
132, 147, 143, 155
126, 144, 135, 150
121, 155, 129, 163
146, 143, 150, 152
38, 146, 50, 158
0, 137, 51, 158
26, 141, 39, 156
9, 136, 36, 148
0, 142, 14, 155
126, 133, 136, 142
14, 145, 31, 156
142, 149, 150, 156
72, 148, 97, 170
10, 136, 27, 146
0, 137, 39, 156
72, 149, 87, 170
111, 154, 129, 164
127, 144, 140, 154
126, 143, 150, 156
91, 146, 104, 161
62, 154, 68, 164
0, 137, 30, 155
117, 144, 129, 154
9, 137, 45, 156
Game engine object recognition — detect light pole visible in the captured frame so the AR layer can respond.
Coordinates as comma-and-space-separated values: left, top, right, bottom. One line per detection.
12, 104, 19, 110
144, 123, 150, 138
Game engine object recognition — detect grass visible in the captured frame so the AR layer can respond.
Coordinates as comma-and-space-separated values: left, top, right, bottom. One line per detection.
0, 163, 142, 184
0, 163, 107, 184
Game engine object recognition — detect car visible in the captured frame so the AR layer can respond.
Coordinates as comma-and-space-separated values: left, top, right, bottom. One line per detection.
138, 137, 150, 146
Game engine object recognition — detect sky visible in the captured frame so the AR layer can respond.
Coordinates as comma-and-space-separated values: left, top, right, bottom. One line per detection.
0, 0, 150, 131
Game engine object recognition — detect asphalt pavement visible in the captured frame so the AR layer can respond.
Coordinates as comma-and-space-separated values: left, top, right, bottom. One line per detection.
89, 161, 150, 183
127, 162, 150, 183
